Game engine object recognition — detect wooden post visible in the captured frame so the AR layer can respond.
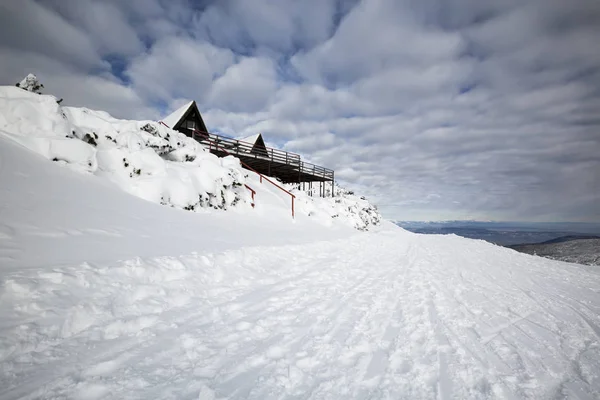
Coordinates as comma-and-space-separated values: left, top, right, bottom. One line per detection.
332, 171, 335, 197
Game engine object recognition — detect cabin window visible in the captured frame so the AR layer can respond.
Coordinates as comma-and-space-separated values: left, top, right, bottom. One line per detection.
185, 120, 196, 131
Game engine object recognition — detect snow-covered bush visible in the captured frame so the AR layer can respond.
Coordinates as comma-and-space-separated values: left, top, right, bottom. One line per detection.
16, 73, 44, 94
0, 86, 250, 212
289, 184, 382, 231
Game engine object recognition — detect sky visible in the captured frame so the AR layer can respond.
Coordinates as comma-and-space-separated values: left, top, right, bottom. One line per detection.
1, 0, 599, 222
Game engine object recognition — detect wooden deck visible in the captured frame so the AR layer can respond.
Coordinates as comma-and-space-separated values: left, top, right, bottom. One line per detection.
190, 131, 334, 184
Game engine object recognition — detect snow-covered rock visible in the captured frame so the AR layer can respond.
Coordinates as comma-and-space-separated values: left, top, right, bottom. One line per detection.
16, 73, 44, 94
0, 86, 249, 212
290, 184, 382, 231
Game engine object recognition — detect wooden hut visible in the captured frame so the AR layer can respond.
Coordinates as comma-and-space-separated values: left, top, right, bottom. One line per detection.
238, 133, 269, 157
162, 101, 208, 138
160, 101, 335, 195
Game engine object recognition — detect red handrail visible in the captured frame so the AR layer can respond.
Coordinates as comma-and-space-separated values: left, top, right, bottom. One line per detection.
245, 184, 255, 208
158, 121, 296, 218
193, 129, 295, 218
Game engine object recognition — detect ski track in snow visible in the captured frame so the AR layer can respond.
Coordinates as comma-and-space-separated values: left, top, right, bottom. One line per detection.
1, 230, 600, 399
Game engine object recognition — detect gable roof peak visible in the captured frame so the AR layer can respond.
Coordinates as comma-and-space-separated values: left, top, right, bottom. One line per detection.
162, 100, 195, 129
238, 133, 263, 145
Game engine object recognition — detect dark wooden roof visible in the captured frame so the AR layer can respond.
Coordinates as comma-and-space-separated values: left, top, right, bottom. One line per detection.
171, 101, 208, 133
250, 134, 267, 156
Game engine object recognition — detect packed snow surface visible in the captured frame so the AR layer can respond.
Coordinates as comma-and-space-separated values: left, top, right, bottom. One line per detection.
1, 85, 600, 399
1, 136, 600, 399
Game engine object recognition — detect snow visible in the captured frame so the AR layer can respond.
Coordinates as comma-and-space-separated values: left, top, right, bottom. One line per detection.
161, 100, 194, 129
0, 86, 378, 227
0, 136, 353, 272
1, 84, 600, 399
290, 186, 381, 231
16, 73, 43, 94
238, 133, 261, 145
0, 86, 249, 211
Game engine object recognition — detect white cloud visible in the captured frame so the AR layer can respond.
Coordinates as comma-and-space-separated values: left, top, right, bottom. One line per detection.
207, 57, 277, 113
127, 36, 235, 103
291, 0, 464, 86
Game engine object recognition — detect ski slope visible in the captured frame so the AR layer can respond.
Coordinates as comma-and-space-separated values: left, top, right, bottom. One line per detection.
2, 139, 600, 399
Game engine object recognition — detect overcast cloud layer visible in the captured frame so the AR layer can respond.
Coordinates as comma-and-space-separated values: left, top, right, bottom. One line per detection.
1, 0, 598, 222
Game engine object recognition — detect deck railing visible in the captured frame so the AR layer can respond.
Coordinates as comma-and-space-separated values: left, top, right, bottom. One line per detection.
158, 120, 336, 214
193, 130, 300, 164
190, 130, 334, 182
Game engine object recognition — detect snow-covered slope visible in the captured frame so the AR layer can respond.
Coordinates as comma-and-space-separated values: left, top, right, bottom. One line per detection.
2, 130, 600, 399
2, 83, 600, 399
0, 136, 354, 271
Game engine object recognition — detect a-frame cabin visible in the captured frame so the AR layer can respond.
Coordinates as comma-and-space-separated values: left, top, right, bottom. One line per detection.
160, 101, 334, 194
162, 101, 208, 137
239, 133, 269, 157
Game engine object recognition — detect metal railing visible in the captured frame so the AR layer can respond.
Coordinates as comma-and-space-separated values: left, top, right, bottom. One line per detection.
244, 184, 256, 208
194, 130, 296, 218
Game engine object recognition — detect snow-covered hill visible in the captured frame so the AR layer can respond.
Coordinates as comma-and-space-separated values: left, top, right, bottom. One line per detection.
0, 83, 381, 231
1, 83, 600, 399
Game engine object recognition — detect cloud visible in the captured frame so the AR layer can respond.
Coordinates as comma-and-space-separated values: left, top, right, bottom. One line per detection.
191, 0, 343, 54
42, 0, 145, 57
127, 36, 235, 104
0, 0, 104, 69
0, 46, 154, 119
207, 57, 277, 113
291, 0, 465, 87
0, 0, 153, 118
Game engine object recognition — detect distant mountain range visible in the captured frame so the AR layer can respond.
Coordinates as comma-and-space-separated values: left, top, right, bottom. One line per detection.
394, 221, 600, 246
508, 236, 600, 266
395, 221, 600, 266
